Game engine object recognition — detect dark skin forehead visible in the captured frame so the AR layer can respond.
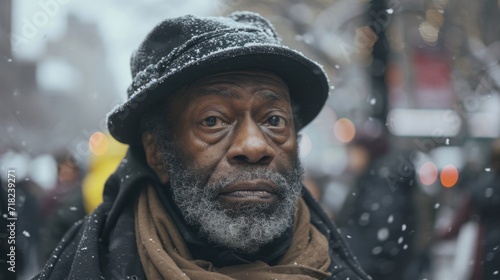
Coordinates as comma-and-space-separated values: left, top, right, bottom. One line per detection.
167, 70, 292, 128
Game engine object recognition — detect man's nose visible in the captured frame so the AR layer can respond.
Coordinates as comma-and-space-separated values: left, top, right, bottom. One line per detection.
227, 119, 275, 165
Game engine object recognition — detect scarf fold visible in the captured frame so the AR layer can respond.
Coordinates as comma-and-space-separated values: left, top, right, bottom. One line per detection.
134, 184, 331, 280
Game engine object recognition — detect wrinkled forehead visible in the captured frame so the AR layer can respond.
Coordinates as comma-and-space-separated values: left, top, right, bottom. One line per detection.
184, 69, 290, 97
165, 69, 293, 116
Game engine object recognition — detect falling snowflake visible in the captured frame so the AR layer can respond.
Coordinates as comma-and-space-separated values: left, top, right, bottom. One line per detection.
372, 246, 383, 255
485, 188, 494, 198
387, 215, 394, 224
377, 228, 389, 241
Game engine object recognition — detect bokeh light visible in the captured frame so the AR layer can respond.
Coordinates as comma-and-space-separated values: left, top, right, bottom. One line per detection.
334, 118, 356, 143
419, 162, 438, 185
440, 164, 459, 188
89, 132, 109, 156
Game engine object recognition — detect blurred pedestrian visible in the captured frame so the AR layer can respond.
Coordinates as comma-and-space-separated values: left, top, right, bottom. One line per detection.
337, 143, 418, 280
38, 152, 84, 266
38, 137, 127, 266
468, 139, 500, 279
1, 177, 43, 279
434, 139, 500, 279
40, 152, 82, 219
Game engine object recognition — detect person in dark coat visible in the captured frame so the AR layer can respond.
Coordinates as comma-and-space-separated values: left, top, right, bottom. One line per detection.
337, 147, 418, 280
1, 178, 43, 280
34, 11, 370, 280
467, 139, 500, 279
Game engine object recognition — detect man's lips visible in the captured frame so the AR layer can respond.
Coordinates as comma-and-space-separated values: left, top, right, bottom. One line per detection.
218, 180, 278, 203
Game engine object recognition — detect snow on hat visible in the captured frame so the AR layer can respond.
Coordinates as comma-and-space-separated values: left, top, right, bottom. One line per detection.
107, 11, 329, 144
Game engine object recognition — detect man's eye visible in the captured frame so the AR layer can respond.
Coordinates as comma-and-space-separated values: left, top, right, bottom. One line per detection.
267, 115, 285, 127
203, 116, 220, 127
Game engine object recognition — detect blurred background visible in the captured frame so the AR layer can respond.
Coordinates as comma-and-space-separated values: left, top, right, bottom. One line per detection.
1, 0, 499, 279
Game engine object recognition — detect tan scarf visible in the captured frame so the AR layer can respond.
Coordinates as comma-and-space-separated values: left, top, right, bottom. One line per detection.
135, 184, 331, 279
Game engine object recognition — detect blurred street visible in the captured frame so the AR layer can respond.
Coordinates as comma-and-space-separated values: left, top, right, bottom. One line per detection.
1, 0, 500, 279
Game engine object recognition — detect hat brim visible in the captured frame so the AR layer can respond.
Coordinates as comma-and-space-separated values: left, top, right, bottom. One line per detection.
107, 45, 329, 145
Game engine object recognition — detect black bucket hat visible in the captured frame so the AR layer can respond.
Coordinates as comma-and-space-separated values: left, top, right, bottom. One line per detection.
107, 11, 330, 144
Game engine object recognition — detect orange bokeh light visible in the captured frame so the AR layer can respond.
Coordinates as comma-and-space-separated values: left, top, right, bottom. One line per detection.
334, 118, 356, 143
440, 164, 459, 188
419, 162, 438, 185
89, 132, 109, 156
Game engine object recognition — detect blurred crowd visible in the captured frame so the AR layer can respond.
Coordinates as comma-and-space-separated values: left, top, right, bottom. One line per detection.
307, 136, 500, 280
0, 135, 127, 279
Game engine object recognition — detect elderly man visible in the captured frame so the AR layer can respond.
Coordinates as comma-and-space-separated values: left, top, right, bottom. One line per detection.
36, 11, 369, 279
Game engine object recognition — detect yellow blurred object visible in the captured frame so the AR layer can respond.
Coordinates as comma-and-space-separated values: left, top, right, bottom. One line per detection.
82, 133, 127, 214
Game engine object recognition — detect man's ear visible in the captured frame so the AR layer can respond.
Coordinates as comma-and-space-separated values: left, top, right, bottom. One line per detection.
142, 132, 169, 184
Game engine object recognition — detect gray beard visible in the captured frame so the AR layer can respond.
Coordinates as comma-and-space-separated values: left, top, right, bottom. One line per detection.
157, 140, 304, 254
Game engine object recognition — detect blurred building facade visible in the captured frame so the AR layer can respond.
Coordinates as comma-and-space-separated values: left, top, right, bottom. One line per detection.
1, 2, 119, 162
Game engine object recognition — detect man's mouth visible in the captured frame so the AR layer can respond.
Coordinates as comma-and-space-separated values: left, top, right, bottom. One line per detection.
218, 180, 278, 204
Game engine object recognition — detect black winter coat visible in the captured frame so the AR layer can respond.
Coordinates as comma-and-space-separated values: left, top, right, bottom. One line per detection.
469, 171, 500, 279
337, 150, 417, 280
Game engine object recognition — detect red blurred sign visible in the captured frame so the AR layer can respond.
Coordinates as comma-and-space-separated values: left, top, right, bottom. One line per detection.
413, 51, 455, 109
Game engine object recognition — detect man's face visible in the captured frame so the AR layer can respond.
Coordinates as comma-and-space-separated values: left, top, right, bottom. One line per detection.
146, 70, 304, 254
